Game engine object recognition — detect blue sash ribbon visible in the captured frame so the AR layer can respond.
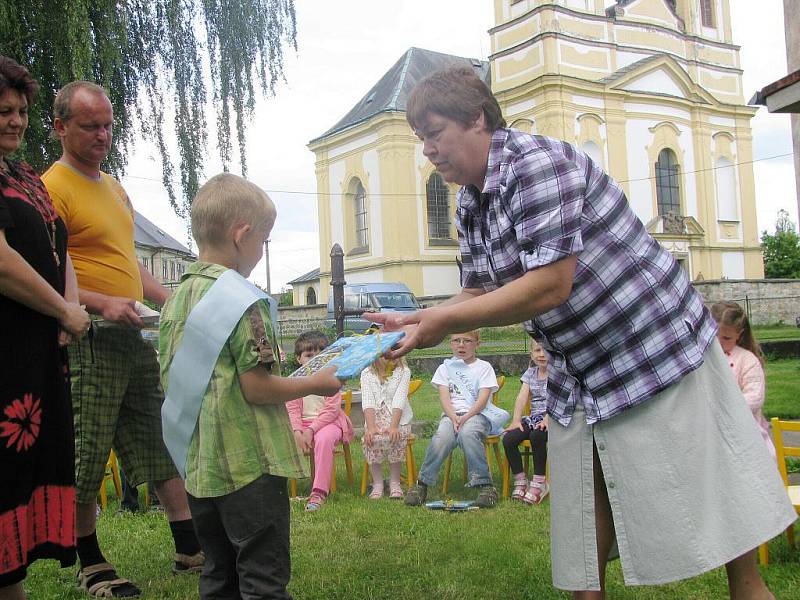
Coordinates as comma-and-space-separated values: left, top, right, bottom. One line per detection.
161, 269, 276, 479
444, 358, 509, 435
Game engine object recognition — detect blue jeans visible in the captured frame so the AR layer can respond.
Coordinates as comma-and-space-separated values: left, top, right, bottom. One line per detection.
418, 414, 493, 488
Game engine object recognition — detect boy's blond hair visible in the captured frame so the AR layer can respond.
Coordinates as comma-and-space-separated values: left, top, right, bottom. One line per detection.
191, 173, 276, 248
451, 330, 480, 342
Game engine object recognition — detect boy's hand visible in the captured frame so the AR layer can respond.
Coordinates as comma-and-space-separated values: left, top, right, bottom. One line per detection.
310, 366, 343, 397
505, 419, 524, 432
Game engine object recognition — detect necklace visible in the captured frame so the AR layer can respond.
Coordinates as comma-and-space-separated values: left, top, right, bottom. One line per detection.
44, 218, 60, 267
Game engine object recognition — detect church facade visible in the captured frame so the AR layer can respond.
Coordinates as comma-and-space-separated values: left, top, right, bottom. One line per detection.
303, 0, 762, 306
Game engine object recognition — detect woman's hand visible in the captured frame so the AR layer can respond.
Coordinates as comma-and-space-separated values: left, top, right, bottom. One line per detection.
387, 426, 400, 443
366, 306, 450, 359
58, 302, 90, 337
535, 415, 549, 431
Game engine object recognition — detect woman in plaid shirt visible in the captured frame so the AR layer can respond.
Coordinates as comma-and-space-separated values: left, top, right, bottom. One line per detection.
372, 67, 795, 599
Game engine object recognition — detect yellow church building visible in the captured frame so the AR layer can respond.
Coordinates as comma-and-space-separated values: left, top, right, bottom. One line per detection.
299, 0, 763, 306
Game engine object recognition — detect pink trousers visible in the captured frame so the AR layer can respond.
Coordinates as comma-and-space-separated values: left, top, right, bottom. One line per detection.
302, 420, 343, 495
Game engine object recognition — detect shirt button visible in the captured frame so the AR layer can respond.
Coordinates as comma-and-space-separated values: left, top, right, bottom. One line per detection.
597, 443, 606, 451
730, 363, 734, 367
607, 481, 615, 489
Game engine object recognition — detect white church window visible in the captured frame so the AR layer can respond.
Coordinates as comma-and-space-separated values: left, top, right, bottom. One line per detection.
715, 157, 738, 221
581, 141, 603, 169
354, 180, 368, 249
655, 148, 681, 216
426, 173, 452, 241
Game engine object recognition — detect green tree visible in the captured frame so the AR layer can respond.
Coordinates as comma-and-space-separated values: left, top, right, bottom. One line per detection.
761, 209, 800, 279
0, 0, 296, 217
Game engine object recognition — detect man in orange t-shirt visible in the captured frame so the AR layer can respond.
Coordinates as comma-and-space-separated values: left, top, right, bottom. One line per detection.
43, 81, 203, 598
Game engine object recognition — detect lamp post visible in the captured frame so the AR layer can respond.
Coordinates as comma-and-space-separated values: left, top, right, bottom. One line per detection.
264, 239, 272, 295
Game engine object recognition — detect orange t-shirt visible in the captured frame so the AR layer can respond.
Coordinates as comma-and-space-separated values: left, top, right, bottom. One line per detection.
42, 161, 143, 301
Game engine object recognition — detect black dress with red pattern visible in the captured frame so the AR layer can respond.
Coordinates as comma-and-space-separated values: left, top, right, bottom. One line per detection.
0, 159, 76, 586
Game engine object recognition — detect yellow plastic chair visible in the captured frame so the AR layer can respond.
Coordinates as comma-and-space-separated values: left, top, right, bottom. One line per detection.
360, 379, 423, 495
98, 449, 123, 510
758, 418, 800, 565
442, 375, 506, 494
289, 390, 355, 497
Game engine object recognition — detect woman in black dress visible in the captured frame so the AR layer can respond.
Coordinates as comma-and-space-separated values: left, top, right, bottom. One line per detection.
0, 57, 90, 599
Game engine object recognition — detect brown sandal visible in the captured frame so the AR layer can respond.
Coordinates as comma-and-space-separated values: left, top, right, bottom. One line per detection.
77, 562, 141, 597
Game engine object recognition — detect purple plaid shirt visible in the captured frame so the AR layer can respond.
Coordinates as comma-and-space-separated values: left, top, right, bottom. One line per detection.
457, 129, 717, 426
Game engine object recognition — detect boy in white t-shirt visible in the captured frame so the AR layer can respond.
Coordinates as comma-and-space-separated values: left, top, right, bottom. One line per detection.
404, 330, 502, 508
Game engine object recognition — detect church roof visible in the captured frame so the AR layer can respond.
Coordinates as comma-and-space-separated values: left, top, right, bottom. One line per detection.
288, 267, 320, 285
312, 47, 490, 143
134, 211, 195, 256
606, 0, 681, 23
599, 55, 663, 84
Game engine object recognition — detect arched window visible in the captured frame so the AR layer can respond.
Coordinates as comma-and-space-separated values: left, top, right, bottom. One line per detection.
426, 172, 451, 240
655, 149, 681, 216
306, 287, 317, 305
353, 180, 368, 249
700, 0, 715, 28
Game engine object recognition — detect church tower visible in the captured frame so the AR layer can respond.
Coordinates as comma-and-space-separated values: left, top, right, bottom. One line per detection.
489, 0, 762, 280
305, 1, 763, 307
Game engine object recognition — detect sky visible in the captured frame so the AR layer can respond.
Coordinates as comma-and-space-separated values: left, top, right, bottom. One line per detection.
121, 0, 797, 292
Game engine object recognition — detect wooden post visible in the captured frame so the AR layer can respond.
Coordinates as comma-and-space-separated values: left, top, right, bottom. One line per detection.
330, 244, 346, 338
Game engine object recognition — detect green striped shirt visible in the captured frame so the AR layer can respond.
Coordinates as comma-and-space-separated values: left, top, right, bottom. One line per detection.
160, 262, 308, 497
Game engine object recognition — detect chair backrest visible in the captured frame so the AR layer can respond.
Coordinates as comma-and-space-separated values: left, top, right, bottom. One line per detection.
493, 374, 506, 405
771, 417, 800, 487
408, 379, 422, 398
342, 389, 353, 418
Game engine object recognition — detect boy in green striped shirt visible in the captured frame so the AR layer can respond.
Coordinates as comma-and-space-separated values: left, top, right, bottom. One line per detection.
159, 173, 341, 599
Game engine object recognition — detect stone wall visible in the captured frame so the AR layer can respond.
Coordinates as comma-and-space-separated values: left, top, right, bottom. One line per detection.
692, 279, 800, 326
276, 304, 327, 337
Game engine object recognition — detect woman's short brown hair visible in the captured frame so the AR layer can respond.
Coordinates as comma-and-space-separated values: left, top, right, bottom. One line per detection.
0, 56, 39, 105
406, 66, 505, 132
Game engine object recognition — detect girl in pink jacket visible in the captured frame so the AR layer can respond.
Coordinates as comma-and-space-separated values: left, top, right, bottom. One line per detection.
286, 331, 354, 511
711, 301, 776, 459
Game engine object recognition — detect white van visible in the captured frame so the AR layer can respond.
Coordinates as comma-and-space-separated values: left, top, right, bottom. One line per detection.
325, 283, 420, 333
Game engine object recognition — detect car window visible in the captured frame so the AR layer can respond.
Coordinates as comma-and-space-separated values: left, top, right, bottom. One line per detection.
371, 292, 419, 309
344, 294, 359, 310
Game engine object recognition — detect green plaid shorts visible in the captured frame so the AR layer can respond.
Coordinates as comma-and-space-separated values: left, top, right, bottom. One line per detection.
68, 325, 178, 503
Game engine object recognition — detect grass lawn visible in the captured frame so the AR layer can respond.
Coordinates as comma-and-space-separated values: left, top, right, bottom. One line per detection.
25, 439, 800, 600
24, 359, 800, 598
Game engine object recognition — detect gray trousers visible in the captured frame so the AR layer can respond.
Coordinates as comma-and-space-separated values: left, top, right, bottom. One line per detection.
188, 474, 292, 600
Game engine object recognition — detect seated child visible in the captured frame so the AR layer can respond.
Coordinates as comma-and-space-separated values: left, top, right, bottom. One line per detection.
360, 356, 413, 499
159, 173, 342, 599
286, 331, 354, 511
503, 339, 549, 504
710, 301, 776, 458
404, 330, 505, 508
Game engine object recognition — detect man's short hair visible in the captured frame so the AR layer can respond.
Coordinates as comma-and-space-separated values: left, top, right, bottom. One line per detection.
406, 66, 506, 132
53, 81, 108, 123
294, 331, 330, 357
191, 173, 276, 249
0, 56, 39, 105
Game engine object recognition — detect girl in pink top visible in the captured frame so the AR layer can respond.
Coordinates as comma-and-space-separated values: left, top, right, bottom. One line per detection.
286, 331, 354, 511
710, 301, 776, 459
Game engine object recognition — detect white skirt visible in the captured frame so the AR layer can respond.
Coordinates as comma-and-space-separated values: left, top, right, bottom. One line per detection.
548, 342, 797, 590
